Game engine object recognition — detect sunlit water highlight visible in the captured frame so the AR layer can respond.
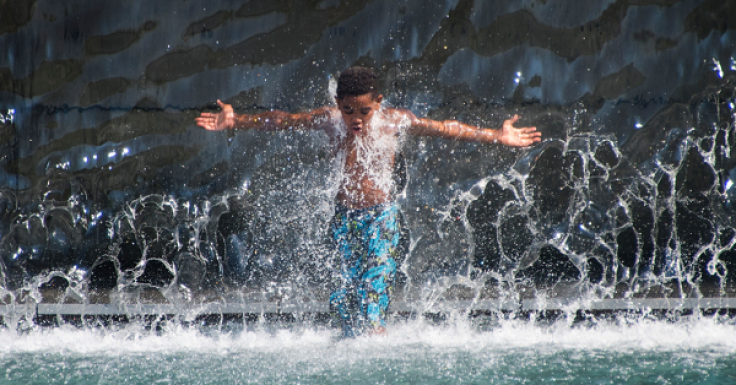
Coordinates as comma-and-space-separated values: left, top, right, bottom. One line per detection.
2, 318, 736, 384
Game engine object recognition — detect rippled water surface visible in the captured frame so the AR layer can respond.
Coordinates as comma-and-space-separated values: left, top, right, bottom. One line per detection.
3, 318, 736, 384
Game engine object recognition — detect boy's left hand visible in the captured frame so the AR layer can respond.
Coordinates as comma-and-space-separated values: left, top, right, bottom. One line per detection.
499, 115, 542, 147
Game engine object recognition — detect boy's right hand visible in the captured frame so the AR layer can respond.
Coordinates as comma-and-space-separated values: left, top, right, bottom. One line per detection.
195, 100, 235, 131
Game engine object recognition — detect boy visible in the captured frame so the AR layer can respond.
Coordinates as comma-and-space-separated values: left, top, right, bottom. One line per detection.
196, 67, 541, 337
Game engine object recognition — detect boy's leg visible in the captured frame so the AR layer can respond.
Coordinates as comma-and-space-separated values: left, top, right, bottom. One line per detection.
329, 286, 359, 338
328, 209, 364, 338
360, 205, 400, 331
329, 204, 401, 336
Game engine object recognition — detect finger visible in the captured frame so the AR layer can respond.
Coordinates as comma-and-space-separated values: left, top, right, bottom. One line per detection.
510, 114, 520, 123
217, 99, 226, 109
199, 112, 217, 118
195, 121, 211, 129
195, 118, 215, 129
195, 117, 215, 124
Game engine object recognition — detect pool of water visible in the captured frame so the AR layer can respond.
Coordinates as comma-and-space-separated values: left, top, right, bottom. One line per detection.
2, 317, 736, 384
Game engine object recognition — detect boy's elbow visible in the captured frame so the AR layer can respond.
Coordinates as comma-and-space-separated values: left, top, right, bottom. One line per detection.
441, 120, 463, 138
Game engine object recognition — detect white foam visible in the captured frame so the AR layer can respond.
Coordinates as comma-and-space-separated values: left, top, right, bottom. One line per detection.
2, 317, 736, 357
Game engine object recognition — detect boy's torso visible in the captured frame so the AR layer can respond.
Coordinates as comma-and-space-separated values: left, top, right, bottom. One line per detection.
326, 108, 407, 209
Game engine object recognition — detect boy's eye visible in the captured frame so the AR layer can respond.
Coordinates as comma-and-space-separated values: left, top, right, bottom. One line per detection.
361, 108, 371, 114
343, 107, 353, 114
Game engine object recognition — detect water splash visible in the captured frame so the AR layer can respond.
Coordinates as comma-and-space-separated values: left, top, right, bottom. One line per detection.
0, 81, 735, 333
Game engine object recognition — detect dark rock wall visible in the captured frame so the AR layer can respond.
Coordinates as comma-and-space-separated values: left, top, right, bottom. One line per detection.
0, 0, 734, 304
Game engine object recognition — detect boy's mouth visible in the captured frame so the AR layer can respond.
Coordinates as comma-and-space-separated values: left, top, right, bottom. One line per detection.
351, 125, 362, 132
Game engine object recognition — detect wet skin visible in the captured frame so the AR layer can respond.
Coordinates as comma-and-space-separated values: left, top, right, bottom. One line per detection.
195, 95, 542, 209
336, 93, 382, 135
334, 94, 395, 208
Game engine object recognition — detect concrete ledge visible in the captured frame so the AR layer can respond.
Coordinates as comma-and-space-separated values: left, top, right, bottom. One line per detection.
36, 303, 285, 315
0, 304, 36, 315
0, 298, 734, 316
406, 300, 518, 312
519, 298, 736, 311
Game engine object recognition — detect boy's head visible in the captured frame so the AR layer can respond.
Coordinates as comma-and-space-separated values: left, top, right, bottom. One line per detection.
336, 66, 383, 135
336, 66, 379, 100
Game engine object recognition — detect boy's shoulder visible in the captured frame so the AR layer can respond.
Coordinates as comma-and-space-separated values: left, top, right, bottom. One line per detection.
381, 108, 416, 129
383, 107, 417, 123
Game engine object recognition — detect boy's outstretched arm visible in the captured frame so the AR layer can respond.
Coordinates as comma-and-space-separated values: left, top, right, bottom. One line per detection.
406, 112, 541, 147
195, 100, 332, 131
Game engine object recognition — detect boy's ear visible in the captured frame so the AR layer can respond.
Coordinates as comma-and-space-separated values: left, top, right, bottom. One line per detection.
375, 94, 383, 103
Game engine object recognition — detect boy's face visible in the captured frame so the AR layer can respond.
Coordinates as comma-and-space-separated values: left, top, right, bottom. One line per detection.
336, 93, 383, 136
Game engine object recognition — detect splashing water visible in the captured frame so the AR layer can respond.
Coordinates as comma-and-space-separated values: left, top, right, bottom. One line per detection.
2, 316, 736, 384
2, 0, 736, 382
1, 88, 736, 314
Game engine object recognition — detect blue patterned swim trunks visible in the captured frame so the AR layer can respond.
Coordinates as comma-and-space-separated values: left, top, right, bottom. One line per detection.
329, 203, 400, 338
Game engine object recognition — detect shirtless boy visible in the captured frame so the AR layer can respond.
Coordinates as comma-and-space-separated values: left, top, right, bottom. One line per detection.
196, 67, 541, 338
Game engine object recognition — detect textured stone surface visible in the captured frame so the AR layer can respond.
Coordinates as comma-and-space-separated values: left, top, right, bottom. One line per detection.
0, 59, 83, 97
79, 77, 133, 106
685, 0, 736, 40
85, 29, 142, 55
0, 0, 36, 35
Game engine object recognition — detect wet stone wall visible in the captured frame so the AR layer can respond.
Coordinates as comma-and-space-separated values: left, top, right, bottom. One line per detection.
0, 0, 735, 308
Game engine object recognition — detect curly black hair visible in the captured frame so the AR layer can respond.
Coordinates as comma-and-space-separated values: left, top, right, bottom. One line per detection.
336, 66, 379, 99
